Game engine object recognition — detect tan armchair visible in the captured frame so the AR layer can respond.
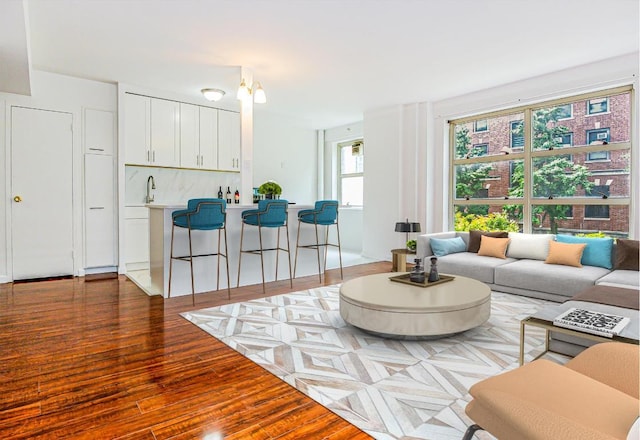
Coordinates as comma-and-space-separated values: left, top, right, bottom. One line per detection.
463, 342, 639, 440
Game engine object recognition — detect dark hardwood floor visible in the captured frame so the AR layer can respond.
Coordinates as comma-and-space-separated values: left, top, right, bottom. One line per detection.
0, 262, 390, 439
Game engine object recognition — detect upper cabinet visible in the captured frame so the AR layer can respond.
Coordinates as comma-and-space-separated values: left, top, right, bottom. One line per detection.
85, 109, 114, 155
198, 106, 219, 170
179, 103, 200, 168
124, 93, 179, 167
218, 110, 241, 172
150, 98, 179, 167
124, 92, 239, 172
180, 103, 220, 170
124, 94, 150, 164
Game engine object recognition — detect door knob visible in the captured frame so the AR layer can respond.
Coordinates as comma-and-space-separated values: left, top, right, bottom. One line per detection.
13, 196, 22, 203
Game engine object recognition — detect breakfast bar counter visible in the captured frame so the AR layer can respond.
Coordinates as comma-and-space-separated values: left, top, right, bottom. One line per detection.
144, 203, 317, 298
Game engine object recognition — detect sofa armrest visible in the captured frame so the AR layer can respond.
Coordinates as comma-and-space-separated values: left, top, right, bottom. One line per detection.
566, 342, 639, 399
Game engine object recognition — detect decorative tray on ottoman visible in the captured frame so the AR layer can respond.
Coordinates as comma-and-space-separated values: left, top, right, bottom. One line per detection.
389, 273, 455, 288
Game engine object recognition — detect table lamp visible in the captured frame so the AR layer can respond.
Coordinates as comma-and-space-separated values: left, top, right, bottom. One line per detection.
395, 219, 421, 245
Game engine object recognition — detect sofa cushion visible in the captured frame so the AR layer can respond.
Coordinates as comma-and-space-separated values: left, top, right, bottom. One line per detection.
416, 231, 456, 258
468, 359, 639, 440
507, 232, 553, 260
430, 236, 466, 257
478, 236, 510, 259
495, 259, 610, 297
545, 240, 587, 268
468, 230, 509, 253
556, 234, 614, 269
596, 270, 640, 290
437, 252, 515, 284
615, 239, 639, 271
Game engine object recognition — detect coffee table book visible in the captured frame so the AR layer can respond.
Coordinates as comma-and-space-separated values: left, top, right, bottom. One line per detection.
553, 308, 631, 338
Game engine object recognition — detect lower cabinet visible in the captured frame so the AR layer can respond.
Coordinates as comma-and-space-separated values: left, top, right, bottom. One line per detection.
85, 154, 116, 269
124, 206, 149, 270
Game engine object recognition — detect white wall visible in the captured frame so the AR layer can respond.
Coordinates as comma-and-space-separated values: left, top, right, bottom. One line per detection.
360, 53, 639, 263
0, 70, 117, 282
253, 111, 317, 204
361, 105, 431, 261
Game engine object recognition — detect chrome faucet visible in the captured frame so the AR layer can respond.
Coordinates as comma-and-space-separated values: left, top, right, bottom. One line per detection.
146, 175, 156, 203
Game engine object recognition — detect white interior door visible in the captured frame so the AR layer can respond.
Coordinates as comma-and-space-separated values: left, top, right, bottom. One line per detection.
11, 106, 74, 280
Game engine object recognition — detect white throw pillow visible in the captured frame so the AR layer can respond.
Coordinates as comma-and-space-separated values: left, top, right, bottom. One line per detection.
507, 233, 554, 260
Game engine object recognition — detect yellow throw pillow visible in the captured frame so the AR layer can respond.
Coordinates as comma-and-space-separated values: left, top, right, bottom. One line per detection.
545, 240, 587, 267
477, 235, 511, 259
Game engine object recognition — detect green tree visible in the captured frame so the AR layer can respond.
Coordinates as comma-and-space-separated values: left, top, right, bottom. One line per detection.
454, 125, 490, 215
504, 108, 593, 234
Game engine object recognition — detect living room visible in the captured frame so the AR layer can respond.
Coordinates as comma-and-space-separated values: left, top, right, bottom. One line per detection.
0, 1, 638, 439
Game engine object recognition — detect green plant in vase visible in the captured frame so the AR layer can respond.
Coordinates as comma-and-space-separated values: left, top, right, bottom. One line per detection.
406, 239, 417, 251
258, 180, 282, 199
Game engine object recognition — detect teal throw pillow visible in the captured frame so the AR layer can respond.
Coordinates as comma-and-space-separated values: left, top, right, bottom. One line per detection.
555, 234, 614, 269
430, 236, 467, 257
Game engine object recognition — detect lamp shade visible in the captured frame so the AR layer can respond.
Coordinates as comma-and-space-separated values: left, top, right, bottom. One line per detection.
237, 78, 250, 100
395, 221, 421, 233
253, 82, 266, 103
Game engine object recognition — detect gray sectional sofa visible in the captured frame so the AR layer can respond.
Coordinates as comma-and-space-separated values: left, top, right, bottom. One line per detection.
417, 231, 639, 303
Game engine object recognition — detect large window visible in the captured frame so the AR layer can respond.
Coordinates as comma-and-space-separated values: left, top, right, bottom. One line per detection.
339, 140, 364, 206
450, 86, 632, 237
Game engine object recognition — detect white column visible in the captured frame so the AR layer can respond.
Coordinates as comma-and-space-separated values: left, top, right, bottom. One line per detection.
316, 129, 324, 200
239, 67, 254, 205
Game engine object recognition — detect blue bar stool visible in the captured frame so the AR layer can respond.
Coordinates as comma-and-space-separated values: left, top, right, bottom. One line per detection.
294, 200, 343, 282
237, 199, 293, 294
168, 198, 230, 305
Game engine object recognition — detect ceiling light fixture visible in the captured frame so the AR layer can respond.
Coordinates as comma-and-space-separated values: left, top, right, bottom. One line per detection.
236, 78, 267, 103
201, 88, 226, 102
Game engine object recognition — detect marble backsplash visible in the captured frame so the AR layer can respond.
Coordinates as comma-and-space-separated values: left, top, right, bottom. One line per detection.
125, 166, 241, 206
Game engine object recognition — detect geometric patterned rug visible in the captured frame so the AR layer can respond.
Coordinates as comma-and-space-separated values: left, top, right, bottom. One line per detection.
181, 285, 563, 439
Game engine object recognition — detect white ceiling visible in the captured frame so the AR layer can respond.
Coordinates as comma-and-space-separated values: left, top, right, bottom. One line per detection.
6, 0, 640, 128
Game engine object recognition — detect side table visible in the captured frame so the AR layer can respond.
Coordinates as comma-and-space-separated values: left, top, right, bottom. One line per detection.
391, 248, 416, 272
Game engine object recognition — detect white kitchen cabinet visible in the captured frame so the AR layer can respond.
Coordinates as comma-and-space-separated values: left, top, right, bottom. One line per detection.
124, 206, 149, 270
199, 106, 218, 170
124, 93, 179, 167
150, 98, 179, 167
218, 110, 240, 171
180, 104, 219, 170
84, 109, 114, 155
180, 103, 200, 168
124, 93, 150, 165
85, 154, 116, 268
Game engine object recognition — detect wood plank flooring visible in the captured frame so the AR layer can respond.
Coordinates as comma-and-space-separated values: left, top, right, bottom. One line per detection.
0, 262, 390, 439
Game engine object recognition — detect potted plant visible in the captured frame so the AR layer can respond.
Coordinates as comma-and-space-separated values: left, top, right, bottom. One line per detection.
406, 239, 417, 251
258, 180, 282, 199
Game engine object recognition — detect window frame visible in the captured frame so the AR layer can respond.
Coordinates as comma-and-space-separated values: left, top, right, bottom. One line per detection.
337, 139, 364, 206
474, 119, 488, 132
586, 97, 609, 115
586, 128, 611, 161
448, 85, 632, 235
510, 120, 525, 149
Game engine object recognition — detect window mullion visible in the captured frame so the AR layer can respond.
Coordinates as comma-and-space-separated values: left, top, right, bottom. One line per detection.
523, 108, 533, 234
